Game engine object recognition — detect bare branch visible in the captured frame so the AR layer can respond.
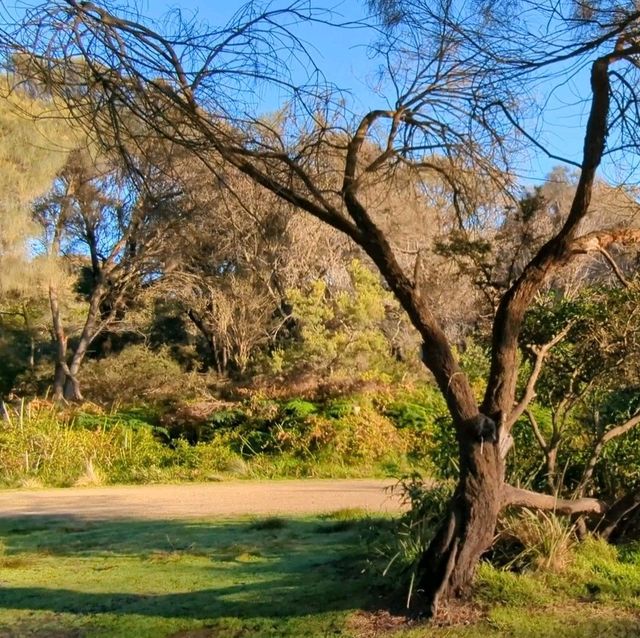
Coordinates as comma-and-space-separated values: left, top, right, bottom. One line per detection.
598, 247, 630, 288
503, 484, 607, 517
524, 408, 549, 453
505, 322, 575, 429
483, 52, 614, 417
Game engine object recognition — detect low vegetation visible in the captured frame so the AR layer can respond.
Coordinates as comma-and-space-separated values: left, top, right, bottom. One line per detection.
0, 512, 638, 637
0, 386, 449, 487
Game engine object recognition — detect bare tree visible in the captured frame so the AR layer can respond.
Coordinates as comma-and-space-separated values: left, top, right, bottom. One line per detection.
5, 0, 640, 616
34, 147, 177, 400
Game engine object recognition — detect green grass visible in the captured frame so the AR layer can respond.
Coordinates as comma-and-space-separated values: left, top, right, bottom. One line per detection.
0, 516, 638, 637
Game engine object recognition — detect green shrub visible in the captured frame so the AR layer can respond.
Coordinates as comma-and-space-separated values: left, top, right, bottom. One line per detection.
79, 345, 203, 404
280, 398, 318, 419
385, 402, 431, 430
323, 399, 358, 419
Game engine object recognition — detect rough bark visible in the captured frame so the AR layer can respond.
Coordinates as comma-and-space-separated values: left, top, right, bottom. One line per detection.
503, 484, 607, 516
598, 491, 640, 541
417, 439, 503, 616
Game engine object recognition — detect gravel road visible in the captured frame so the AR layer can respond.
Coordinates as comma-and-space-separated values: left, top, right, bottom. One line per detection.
0, 479, 404, 520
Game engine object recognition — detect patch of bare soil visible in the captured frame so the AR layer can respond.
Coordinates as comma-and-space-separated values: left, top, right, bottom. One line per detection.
347, 599, 486, 637
347, 610, 408, 637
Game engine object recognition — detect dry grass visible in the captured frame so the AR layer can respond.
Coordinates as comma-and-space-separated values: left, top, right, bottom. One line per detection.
497, 508, 577, 572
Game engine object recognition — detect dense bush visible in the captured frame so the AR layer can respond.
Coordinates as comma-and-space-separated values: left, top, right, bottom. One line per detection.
79, 345, 208, 404
0, 400, 241, 487
0, 388, 456, 486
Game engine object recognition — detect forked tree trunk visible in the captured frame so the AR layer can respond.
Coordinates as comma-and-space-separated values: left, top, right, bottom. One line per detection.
50, 279, 104, 403
417, 429, 504, 615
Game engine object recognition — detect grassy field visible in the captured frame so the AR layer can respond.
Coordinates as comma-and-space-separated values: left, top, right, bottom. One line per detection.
0, 513, 638, 637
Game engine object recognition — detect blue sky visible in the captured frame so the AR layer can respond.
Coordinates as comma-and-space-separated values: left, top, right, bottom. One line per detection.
137, 0, 591, 185
11, 0, 599, 185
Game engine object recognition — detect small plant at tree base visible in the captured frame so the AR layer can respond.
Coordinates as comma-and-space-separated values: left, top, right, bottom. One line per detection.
371, 476, 454, 608
494, 508, 577, 573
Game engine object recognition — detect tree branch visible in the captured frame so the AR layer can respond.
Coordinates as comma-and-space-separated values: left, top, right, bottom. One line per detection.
570, 226, 640, 259
575, 411, 640, 498
524, 408, 548, 452
598, 247, 630, 287
505, 322, 574, 429
502, 484, 607, 516
482, 53, 613, 417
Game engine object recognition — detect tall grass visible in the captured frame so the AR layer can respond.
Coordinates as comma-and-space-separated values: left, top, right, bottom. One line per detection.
495, 508, 577, 572
0, 396, 423, 487
0, 400, 237, 487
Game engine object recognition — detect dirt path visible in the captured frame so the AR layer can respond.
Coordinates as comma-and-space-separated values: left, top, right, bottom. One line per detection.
0, 479, 404, 520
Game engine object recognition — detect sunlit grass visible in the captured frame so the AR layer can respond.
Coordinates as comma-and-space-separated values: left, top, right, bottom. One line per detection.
0, 517, 638, 637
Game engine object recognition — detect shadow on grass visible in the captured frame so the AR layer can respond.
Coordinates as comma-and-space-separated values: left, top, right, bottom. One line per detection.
0, 515, 382, 622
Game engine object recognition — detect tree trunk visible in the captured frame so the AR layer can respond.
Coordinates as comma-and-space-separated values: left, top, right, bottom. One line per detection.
50, 282, 69, 401
63, 374, 83, 401
187, 308, 224, 373
417, 436, 504, 616
52, 362, 67, 400
49, 280, 103, 403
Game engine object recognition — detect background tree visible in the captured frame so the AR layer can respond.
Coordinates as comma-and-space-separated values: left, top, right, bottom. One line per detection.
0, 82, 74, 397
34, 146, 179, 400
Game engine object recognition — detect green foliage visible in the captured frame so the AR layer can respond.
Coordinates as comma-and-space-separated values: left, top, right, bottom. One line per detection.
281, 398, 318, 419
517, 286, 640, 499
212, 397, 410, 474
277, 260, 408, 380
507, 403, 553, 490
426, 416, 459, 479
0, 388, 450, 486
79, 345, 205, 404
385, 402, 431, 430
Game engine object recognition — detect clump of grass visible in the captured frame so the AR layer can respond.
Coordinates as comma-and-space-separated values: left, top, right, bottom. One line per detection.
73, 458, 104, 487
248, 517, 288, 531
475, 562, 554, 607
316, 521, 359, 534
369, 476, 454, 608
216, 543, 264, 562
321, 508, 368, 521
0, 539, 30, 569
496, 508, 577, 572
317, 508, 369, 533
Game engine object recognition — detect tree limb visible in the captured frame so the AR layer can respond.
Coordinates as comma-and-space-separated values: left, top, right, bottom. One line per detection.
505, 322, 574, 429
482, 54, 613, 418
502, 484, 607, 516
597, 490, 640, 540
524, 408, 548, 452
598, 247, 630, 288
575, 411, 640, 498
